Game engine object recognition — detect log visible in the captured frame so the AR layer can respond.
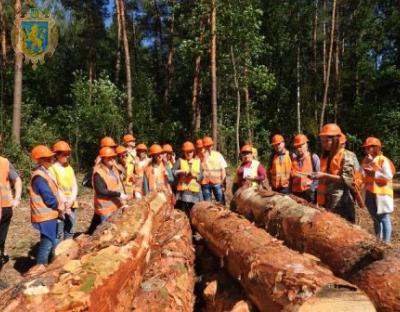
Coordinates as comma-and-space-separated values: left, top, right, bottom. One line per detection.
231, 186, 384, 276
191, 202, 376, 312
0, 192, 172, 312
350, 250, 400, 312
131, 209, 195, 312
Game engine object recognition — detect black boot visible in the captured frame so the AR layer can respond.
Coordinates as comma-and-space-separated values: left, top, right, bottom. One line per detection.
0, 246, 9, 269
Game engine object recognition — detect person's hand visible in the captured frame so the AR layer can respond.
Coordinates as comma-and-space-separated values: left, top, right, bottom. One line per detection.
363, 165, 374, 174
12, 198, 21, 209
309, 172, 325, 180
65, 207, 72, 216
120, 193, 128, 200
64, 200, 73, 210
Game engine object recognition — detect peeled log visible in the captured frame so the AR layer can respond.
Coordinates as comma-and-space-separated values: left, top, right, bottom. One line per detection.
231, 187, 384, 276
132, 209, 195, 312
0, 192, 172, 312
350, 250, 400, 312
191, 202, 376, 312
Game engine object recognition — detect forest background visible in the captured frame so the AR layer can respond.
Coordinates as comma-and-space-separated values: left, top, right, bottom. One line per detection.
0, 0, 399, 179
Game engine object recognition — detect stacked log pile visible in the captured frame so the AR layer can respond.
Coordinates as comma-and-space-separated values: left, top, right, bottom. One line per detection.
191, 202, 376, 312
132, 209, 195, 312
0, 192, 173, 312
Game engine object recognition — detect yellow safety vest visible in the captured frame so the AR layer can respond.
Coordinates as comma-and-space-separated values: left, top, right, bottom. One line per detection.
201, 151, 224, 185
49, 163, 78, 208
177, 158, 201, 193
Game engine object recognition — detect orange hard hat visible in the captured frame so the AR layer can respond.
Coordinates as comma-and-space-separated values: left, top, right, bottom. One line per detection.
115, 145, 127, 155
271, 134, 284, 145
195, 139, 203, 149
123, 134, 136, 144
340, 133, 347, 144
203, 136, 214, 147
182, 141, 195, 152
136, 143, 147, 151
99, 147, 117, 158
31, 145, 55, 161
362, 137, 382, 148
53, 140, 71, 153
319, 123, 342, 137
240, 144, 252, 153
293, 134, 308, 147
149, 144, 163, 156
100, 136, 117, 148
162, 144, 173, 153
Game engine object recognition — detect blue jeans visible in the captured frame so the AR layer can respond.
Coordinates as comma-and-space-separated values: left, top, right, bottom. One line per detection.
37, 234, 56, 265
273, 186, 290, 195
365, 191, 392, 243
56, 208, 77, 241
202, 184, 224, 204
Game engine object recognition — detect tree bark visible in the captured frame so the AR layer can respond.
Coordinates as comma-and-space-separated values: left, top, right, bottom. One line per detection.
12, 0, 23, 144
0, 192, 172, 311
313, 0, 318, 122
320, 0, 336, 130
296, 39, 301, 133
230, 46, 241, 160
322, 0, 326, 84
231, 187, 384, 277
115, 0, 122, 84
131, 210, 195, 312
119, 0, 134, 132
191, 202, 376, 312
210, 0, 218, 145
163, 0, 175, 110
191, 15, 206, 133
0, 0, 7, 131
350, 250, 400, 312
153, 0, 163, 92
243, 67, 252, 142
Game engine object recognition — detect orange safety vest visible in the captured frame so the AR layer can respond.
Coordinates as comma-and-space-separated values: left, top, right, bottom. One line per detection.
93, 164, 123, 216
362, 154, 395, 197
317, 149, 345, 206
0, 157, 13, 208
177, 158, 201, 193
134, 159, 148, 194
144, 162, 169, 192
269, 151, 292, 188
201, 151, 224, 185
291, 153, 313, 193
29, 169, 60, 223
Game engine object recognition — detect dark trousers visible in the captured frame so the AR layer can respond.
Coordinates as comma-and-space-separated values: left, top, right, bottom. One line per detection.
293, 190, 316, 203
176, 200, 195, 217
272, 187, 290, 194
0, 207, 13, 255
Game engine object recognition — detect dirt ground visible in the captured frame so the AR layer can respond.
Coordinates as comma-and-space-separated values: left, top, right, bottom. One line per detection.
0, 176, 399, 290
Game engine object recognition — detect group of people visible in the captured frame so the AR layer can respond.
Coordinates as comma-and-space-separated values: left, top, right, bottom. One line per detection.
0, 122, 396, 273
232, 123, 396, 245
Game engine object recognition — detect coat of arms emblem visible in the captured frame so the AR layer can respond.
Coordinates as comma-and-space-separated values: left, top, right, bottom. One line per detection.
12, 8, 58, 69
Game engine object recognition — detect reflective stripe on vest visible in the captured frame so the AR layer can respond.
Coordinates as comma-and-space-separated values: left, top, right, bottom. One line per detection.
270, 151, 292, 188
177, 158, 201, 193
49, 163, 78, 208
291, 153, 313, 192
0, 157, 13, 207
317, 149, 344, 206
29, 169, 60, 223
233, 160, 260, 187
93, 164, 123, 216
201, 151, 224, 185
362, 154, 395, 197
144, 163, 169, 192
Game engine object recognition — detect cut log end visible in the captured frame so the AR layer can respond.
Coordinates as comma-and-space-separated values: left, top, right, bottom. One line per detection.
298, 285, 376, 312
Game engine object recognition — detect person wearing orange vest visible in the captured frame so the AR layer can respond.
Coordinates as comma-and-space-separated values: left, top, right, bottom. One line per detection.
49, 141, 78, 241
173, 141, 203, 215
143, 144, 173, 194
133, 143, 150, 199
268, 134, 292, 194
29, 145, 62, 266
88, 147, 127, 234
0, 154, 22, 269
201, 136, 227, 203
361, 137, 395, 244
115, 145, 134, 200
313, 123, 360, 223
290, 134, 320, 203
195, 139, 205, 161
232, 144, 266, 194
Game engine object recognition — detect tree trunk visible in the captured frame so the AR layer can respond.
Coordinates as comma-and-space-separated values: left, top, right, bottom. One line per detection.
0, 0, 6, 132
322, 0, 326, 84
231, 187, 384, 277
313, 0, 318, 122
350, 250, 400, 312
243, 67, 252, 142
191, 15, 206, 133
153, 0, 163, 93
230, 46, 241, 160
320, 0, 336, 130
119, 0, 134, 132
0, 192, 172, 311
132, 210, 195, 312
163, 0, 175, 110
191, 202, 376, 312
210, 0, 218, 145
12, 0, 23, 144
334, 6, 341, 123
115, 0, 122, 84
296, 39, 301, 133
